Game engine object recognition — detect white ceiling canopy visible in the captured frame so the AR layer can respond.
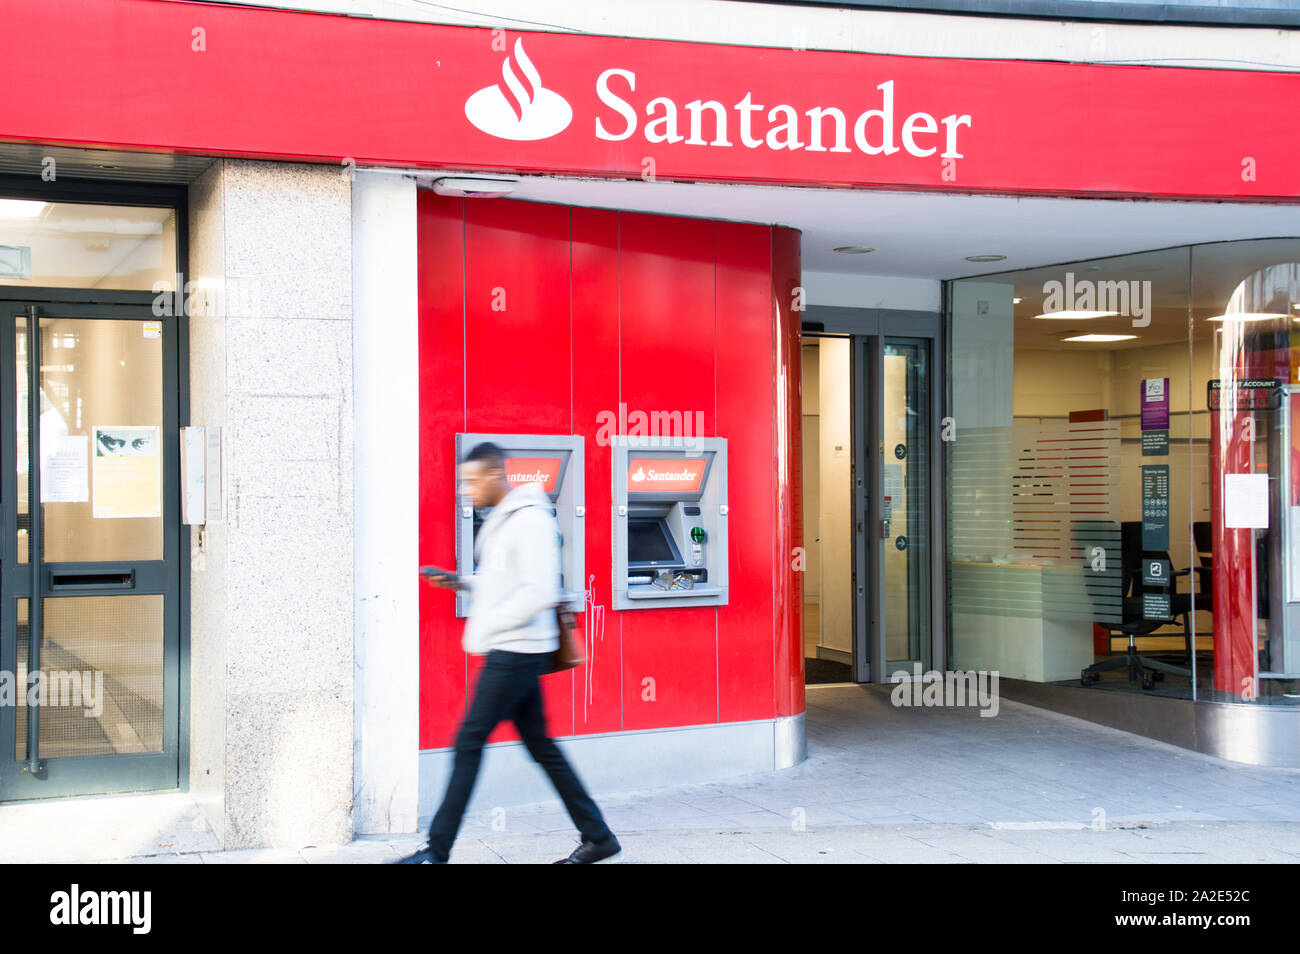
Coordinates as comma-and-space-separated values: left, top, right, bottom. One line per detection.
487, 173, 1300, 282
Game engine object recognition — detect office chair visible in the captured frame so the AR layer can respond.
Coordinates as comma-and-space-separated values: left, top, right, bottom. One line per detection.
1184, 521, 1214, 605
1187, 520, 1270, 671
1081, 521, 1194, 690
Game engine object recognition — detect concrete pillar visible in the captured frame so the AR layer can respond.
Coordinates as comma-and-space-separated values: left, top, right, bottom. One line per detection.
351, 171, 420, 833
186, 159, 355, 848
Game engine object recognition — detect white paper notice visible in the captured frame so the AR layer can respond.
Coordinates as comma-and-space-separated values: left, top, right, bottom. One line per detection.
884, 463, 904, 498
1224, 473, 1269, 529
1290, 507, 1300, 603
41, 435, 89, 503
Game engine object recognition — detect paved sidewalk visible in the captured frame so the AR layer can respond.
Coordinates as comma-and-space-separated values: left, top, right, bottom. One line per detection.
113, 685, 1300, 863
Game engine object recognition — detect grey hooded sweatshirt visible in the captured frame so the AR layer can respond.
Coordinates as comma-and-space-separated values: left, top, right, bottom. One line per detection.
460, 481, 561, 655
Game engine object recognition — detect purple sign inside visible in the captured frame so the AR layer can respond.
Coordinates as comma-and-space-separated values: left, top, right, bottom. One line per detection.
1141, 377, 1170, 430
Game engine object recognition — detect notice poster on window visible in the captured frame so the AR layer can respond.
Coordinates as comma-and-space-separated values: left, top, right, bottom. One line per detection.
1141, 464, 1170, 551
1141, 377, 1170, 457
92, 425, 161, 519
40, 434, 88, 503
1223, 473, 1269, 529
1141, 378, 1170, 429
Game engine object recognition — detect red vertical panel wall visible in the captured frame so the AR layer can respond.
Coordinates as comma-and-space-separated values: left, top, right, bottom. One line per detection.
418, 200, 804, 747
618, 213, 720, 731
1210, 415, 1255, 696
418, 192, 468, 749
463, 199, 574, 743
715, 221, 779, 722
772, 227, 806, 718
571, 207, 623, 736
1209, 342, 1289, 697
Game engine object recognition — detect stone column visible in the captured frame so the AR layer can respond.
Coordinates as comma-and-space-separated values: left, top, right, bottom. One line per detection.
187, 159, 354, 848
351, 170, 420, 834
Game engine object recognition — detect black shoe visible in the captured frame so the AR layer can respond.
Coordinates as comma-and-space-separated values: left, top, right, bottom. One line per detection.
554, 834, 621, 864
392, 843, 446, 864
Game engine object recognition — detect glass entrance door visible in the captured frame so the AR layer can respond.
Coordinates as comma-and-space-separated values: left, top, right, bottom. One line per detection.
849, 331, 935, 683
881, 338, 932, 675
0, 302, 180, 798
801, 324, 938, 686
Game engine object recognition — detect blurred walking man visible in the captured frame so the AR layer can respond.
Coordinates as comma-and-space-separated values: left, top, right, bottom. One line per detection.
396, 442, 620, 864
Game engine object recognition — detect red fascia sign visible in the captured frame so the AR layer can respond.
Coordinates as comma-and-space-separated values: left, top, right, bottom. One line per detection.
504, 457, 562, 494
0, 0, 1297, 199
628, 459, 708, 494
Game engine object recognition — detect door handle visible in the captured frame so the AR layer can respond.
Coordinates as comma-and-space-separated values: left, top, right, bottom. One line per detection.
23, 305, 44, 779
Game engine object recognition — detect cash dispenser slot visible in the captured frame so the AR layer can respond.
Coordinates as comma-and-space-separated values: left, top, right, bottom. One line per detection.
624, 502, 721, 599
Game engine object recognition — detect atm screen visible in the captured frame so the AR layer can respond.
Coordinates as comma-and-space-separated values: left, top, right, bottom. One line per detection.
628, 518, 681, 566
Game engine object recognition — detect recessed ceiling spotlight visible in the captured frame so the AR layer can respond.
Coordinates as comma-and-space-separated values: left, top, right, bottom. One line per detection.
0, 199, 46, 218
834, 246, 875, 254
965, 254, 1006, 263
1206, 313, 1287, 322
1060, 332, 1133, 343
1034, 310, 1120, 320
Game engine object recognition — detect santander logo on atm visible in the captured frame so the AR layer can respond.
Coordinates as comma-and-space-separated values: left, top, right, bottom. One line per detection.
465, 34, 974, 161
629, 460, 706, 493
464, 38, 573, 141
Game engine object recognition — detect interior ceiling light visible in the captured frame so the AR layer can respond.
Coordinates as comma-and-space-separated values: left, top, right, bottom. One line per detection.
833, 246, 874, 254
1033, 310, 1120, 320
0, 199, 46, 218
1062, 333, 1138, 343
430, 176, 518, 198
1012, 297, 1022, 304
965, 254, 1005, 263
1205, 313, 1288, 322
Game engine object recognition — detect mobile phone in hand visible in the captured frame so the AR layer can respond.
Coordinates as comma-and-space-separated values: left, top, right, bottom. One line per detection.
419, 565, 462, 588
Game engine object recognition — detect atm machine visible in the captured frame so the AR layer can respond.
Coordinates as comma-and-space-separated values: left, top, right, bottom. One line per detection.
454, 433, 585, 618
612, 437, 728, 610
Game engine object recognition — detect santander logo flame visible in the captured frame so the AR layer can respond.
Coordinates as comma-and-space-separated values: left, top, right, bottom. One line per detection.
465, 38, 573, 141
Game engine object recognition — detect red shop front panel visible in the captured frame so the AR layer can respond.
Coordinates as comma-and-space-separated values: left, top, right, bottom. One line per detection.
418, 192, 469, 750
618, 213, 720, 731
714, 221, 781, 724
571, 207, 623, 736
771, 226, 806, 720
418, 198, 800, 748
8, 0, 1300, 201
463, 199, 575, 743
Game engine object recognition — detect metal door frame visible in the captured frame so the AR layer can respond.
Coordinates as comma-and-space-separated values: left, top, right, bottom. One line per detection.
803, 306, 945, 684
874, 334, 935, 678
0, 176, 190, 800
0, 297, 184, 798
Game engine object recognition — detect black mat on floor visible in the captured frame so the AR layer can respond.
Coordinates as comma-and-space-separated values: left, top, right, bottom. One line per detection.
805, 656, 853, 684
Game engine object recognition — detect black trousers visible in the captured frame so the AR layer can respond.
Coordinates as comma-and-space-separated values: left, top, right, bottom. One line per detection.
428, 648, 612, 861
